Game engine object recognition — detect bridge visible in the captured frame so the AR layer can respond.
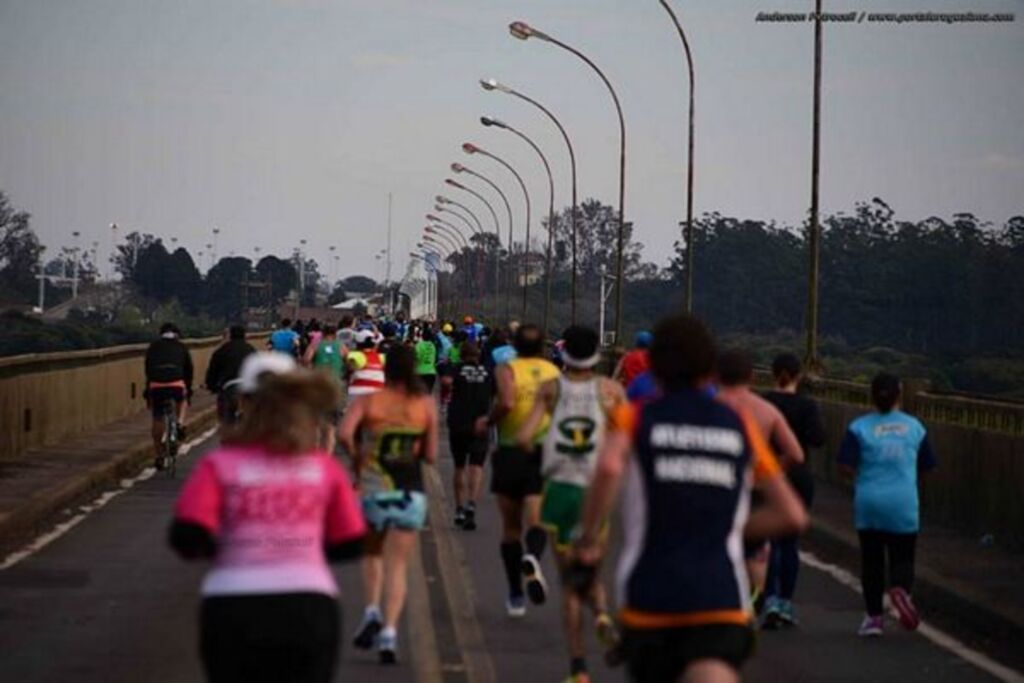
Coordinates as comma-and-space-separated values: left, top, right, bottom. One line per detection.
0, 336, 1021, 682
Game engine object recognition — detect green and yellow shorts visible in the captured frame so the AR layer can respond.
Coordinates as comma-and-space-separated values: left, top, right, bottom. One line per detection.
541, 480, 589, 550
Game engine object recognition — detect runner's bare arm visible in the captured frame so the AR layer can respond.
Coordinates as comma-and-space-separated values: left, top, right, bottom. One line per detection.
515, 378, 556, 451
742, 414, 808, 539
422, 398, 439, 465
477, 364, 515, 434
577, 428, 630, 563
771, 408, 805, 466
337, 396, 366, 458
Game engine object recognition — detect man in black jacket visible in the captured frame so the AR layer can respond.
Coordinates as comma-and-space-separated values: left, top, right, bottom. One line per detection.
144, 323, 194, 468
205, 325, 256, 425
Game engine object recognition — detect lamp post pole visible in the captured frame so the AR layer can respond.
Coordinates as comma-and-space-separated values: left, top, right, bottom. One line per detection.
463, 142, 532, 320
445, 179, 503, 324
509, 21, 627, 345
481, 79, 578, 324
450, 166, 514, 323
658, 0, 697, 313
806, 0, 824, 373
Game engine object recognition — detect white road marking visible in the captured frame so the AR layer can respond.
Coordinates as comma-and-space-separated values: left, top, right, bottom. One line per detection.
801, 550, 1024, 683
0, 426, 218, 571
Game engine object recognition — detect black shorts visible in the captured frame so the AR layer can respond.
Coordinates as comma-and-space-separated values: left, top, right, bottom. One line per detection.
623, 624, 755, 681
149, 387, 186, 419
450, 430, 488, 468
201, 592, 339, 683
490, 445, 543, 498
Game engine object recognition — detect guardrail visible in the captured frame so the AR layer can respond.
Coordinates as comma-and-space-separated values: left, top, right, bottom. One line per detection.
0, 333, 269, 460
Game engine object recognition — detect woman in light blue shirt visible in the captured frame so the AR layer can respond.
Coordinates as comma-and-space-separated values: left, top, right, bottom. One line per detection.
838, 373, 936, 637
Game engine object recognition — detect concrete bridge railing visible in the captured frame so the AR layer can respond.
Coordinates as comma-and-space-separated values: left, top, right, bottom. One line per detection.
0, 333, 268, 461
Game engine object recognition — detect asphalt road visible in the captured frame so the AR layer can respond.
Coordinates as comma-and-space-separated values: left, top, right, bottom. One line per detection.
0, 430, 1014, 683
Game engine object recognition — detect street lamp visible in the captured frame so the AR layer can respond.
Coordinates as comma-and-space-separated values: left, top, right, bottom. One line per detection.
806, 0, 824, 373
212, 227, 221, 262
434, 205, 479, 237
481, 115, 557, 335
445, 178, 503, 322
481, 77, 579, 324
426, 219, 469, 249
509, 20, 627, 346
463, 141, 532, 320
425, 226, 461, 254
658, 0, 697, 313
452, 161, 515, 321
436, 195, 484, 234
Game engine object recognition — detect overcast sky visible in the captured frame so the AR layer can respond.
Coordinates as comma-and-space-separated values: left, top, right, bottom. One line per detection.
1, 0, 1021, 280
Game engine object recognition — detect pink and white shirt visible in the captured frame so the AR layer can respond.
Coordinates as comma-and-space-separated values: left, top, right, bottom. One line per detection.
174, 446, 365, 597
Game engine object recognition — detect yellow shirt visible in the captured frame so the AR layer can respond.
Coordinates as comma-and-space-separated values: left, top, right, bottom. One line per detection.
498, 357, 561, 446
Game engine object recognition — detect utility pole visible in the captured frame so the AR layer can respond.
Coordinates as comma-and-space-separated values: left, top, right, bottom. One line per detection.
386, 192, 393, 314
598, 263, 616, 348
805, 0, 824, 373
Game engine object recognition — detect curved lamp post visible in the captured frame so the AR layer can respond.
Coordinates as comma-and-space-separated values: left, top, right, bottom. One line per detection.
444, 179, 503, 322
481, 77, 579, 324
509, 20, 627, 346
451, 163, 515, 322
463, 142, 532, 320
437, 195, 484, 234
481, 115, 556, 334
434, 205, 479, 237
658, 0, 697, 313
427, 214, 471, 247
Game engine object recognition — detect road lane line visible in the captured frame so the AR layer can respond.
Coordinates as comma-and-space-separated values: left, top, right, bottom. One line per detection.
0, 426, 218, 571
407, 534, 444, 683
801, 551, 1024, 683
422, 465, 498, 683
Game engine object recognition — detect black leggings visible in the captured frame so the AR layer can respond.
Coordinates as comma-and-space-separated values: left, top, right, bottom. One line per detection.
858, 530, 917, 617
200, 593, 339, 683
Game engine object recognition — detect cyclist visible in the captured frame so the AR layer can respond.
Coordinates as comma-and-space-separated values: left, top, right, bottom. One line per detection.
573, 313, 808, 683
205, 325, 255, 426
477, 323, 560, 617
170, 353, 366, 683
340, 345, 439, 664
269, 318, 300, 356
516, 325, 624, 682
612, 331, 652, 388
145, 323, 194, 470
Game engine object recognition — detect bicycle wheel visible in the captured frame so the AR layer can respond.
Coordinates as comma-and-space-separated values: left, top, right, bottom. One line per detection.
162, 406, 176, 474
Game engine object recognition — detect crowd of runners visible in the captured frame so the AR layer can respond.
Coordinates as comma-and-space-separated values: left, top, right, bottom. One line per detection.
147, 307, 937, 683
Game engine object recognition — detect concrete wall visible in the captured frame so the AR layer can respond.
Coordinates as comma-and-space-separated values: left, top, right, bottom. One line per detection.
0, 334, 267, 460
812, 399, 1024, 547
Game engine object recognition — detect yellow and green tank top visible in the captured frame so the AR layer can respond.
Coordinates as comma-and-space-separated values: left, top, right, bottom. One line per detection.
498, 357, 561, 446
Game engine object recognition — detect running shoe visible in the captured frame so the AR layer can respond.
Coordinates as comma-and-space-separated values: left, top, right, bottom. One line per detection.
778, 598, 799, 627
521, 553, 548, 605
378, 629, 397, 665
153, 456, 166, 472
455, 506, 466, 528
562, 674, 591, 683
596, 613, 623, 667
353, 610, 382, 650
761, 596, 784, 630
462, 503, 477, 531
888, 587, 920, 631
858, 615, 884, 637
506, 594, 527, 618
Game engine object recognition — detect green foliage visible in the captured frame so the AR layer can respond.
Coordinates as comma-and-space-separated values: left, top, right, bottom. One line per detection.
0, 191, 43, 303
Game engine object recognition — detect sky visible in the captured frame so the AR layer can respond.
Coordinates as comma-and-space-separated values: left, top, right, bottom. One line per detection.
1, 0, 1021, 281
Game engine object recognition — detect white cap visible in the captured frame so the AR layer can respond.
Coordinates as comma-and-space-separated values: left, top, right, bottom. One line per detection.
236, 352, 298, 394
355, 329, 376, 346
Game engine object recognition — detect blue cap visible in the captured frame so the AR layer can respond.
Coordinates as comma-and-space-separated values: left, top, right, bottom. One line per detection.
635, 331, 653, 349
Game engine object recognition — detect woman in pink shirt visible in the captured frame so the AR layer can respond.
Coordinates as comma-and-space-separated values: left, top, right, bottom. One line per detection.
170, 353, 366, 683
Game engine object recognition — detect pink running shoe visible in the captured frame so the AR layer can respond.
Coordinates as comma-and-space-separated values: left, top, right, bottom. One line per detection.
888, 587, 920, 631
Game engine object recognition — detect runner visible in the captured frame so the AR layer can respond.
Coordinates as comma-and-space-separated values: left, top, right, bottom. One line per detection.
441, 341, 493, 530
838, 372, 936, 637
414, 327, 439, 393
346, 330, 386, 399
170, 353, 366, 683
476, 323, 560, 617
715, 349, 805, 611
144, 322, 194, 469
761, 352, 826, 628
461, 315, 480, 343
304, 324, 345, 389
339, 345, 439, 664
612, 331, 652, 388
516, 326, 625, 683
268, 318, 300, 357
572, 313, 808, 683
204, 325, 255, 426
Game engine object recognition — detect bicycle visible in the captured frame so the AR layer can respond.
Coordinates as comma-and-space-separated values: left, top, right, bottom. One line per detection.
156, 398, 182, 477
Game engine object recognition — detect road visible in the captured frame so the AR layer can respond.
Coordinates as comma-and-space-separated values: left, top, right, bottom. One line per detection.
0, 430, 1014, 683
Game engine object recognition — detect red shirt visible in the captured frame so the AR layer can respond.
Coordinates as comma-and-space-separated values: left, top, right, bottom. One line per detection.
620, 349, 650, 387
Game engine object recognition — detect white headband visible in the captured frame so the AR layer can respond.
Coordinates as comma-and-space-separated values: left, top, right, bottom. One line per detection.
562, 349, 600, 369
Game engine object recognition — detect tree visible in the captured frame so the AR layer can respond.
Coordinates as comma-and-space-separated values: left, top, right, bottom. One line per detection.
340, 275, 378, 293
255, 255, 298, 307
203, 257, 253, 321
0, 190, 43, 302
327, 282, 347, 306
113, 232, 158, 282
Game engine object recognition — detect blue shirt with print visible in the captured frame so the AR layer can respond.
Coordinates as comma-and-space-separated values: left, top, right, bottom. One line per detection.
838, 410, 936, 533
269, 328, 299, 354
